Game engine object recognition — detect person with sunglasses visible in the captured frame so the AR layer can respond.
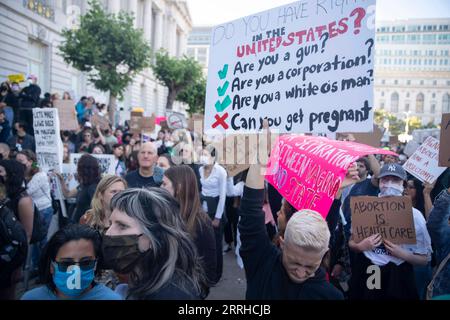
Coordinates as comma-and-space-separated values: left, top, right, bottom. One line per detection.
21, 224, 121, 300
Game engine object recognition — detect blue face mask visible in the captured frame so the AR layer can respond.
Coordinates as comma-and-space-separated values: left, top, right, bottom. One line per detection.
52, 262, 95, 298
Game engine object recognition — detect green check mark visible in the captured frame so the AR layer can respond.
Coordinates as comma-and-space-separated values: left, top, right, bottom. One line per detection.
215, 96, 231, 112
218, 64, 228, 79
217, 81, 229, 96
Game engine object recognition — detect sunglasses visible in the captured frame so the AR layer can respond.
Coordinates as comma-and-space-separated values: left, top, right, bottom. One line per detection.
53, 259, 97, 272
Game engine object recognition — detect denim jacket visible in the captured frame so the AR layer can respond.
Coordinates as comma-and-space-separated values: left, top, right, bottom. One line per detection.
426, 189, 450, 297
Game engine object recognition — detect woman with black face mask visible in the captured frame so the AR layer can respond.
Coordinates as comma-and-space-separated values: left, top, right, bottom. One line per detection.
102, 187, 206, 300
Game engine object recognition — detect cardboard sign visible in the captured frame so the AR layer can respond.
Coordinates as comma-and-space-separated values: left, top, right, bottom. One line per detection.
265, 135, 398, 218
339, 125, 384, 147
439, 113, 450, 167
70, 154, 117, 176
188, 113, 204, 135
53, 100, 78, 131
205, 0, 376, 134
212, 132, 277, 177
8, 74, 25, 83
350, 196, 416, 245
33, 108, 63, 172
166, 111, 187, 129
130, 111, 143, 134
91, 113, 110, 131
403, 136, 446, 184
389, 135, 399, 146
141, 115, 156, 133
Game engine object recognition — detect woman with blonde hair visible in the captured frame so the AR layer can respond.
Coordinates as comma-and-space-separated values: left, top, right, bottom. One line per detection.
80, 175, 127, 233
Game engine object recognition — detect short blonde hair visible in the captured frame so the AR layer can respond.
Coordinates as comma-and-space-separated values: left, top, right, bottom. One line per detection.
284, 209, 330, 254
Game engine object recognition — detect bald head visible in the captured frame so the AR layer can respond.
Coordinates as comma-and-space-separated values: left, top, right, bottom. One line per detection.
0, 143, 10, 160
138, 142, 158, 169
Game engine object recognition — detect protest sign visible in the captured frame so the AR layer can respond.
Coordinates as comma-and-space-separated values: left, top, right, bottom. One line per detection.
70, 153, 117, 176
389, 135, 399, 147
350, 196, 416, 245
33, 108, 63, 172
141, 115, 156, 133
130, 111, 143, 134
8, 74, 25, 83
338, 124, 384, 147
166, 111, 187, 129
403, 136, 446, 184
213, 131, 277, 177
188, 114, 204, 135
91, 113, 110, 131
265, 135, 397, 218
53, 100, 78, 131
439, 113, 450, 167
204, 0, 376, 134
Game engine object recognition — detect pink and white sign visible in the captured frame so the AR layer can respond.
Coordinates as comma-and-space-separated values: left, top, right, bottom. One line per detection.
403, 136, 445, 184
265, 134, 397, 218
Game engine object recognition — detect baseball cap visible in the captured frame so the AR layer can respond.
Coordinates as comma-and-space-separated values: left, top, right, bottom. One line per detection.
379, 163, 407, 181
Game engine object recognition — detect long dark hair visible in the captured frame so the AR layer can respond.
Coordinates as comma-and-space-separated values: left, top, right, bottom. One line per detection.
164, 165, 208, 237
77, 154, 101, 186
409, 177, 425, 214
0, 159, 26, 197
39, 224, 102, 292
110, 188, 205, 299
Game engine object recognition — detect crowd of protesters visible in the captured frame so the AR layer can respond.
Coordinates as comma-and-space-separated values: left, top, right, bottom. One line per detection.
0, 76, 448, 300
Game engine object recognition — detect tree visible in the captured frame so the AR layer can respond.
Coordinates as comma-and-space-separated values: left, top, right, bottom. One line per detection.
407, 116, 422, 134
374, 109, 405, 136
151, 50, 203, 111
58, 0, 151, 124
177, 77, 206, 115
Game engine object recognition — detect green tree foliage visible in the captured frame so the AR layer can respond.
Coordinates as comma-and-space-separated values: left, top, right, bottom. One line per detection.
177, 77, 206, 115
58, 0, 151, 123
374, 109, 405, 136
151, 50, 203, 111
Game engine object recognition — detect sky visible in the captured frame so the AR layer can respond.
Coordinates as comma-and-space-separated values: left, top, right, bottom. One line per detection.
187, 0, 450, 26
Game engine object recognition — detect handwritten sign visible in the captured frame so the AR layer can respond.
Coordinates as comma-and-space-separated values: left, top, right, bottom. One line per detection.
8, 74, 25, 83
439, 113, 450, 167
403, 136, 446, 184
141, 115, 156, 133
91, 113, 110, 131
130, 111, 143, 134
265, 135, 397, 218
350, 196, 416, 245
166, 111, 187, 129
205, 0, 376, 134
53, 100, 78, 131
33, 108, 63, 172
70, 153, 117, 176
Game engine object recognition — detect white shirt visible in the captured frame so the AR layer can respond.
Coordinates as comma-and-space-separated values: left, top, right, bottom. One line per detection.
200, 164, 227, 220
226, 178, 244, 197
363, 207, 433, 266
27, 171, 52, 211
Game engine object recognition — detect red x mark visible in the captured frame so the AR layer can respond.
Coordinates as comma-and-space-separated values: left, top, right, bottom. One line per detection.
212, 113, 229, 129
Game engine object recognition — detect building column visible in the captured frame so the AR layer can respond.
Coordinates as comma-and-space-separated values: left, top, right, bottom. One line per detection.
178, 30, 187, 56
143, 0, 153, 43
168, 18, 177, 56
154, 11, 163, 51
108, 0, 121, 14
129, 0, 138, 28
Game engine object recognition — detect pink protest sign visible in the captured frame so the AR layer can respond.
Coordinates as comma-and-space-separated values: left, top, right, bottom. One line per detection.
265, 135, 397, 218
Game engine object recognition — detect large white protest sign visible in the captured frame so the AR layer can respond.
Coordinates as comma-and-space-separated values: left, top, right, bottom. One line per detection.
70, 154, 117, 176
205, 0, 376, 134
403, 136, 446, 184
33, 108, 63, 172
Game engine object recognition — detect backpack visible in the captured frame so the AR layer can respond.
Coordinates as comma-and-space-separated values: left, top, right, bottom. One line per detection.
0, 198, 28, 282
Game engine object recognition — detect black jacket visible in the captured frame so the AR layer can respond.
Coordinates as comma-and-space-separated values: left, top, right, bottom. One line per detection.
20, 84, 41, 109
238, 186, 344, 300
0, 119, 11, 143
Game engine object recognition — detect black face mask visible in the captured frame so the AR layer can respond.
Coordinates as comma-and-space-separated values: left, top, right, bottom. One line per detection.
101, 234, 145, 274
